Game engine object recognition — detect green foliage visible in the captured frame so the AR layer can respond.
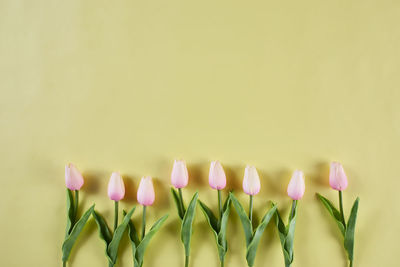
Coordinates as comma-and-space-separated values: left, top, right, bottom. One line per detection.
317, 193, 360, 263
275, 203, 297, 267
124, 210, 169, 267
93, 207, 136, 267
170, 189, 199, 259
198, 194, 231, 263
62, 189, 95, 263
230, 192, 277, 267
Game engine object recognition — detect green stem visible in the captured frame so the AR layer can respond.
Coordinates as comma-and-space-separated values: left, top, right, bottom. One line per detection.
249, 195, 254, 223
220, 258, 224, 267
349, 260, 353, 267
63, 261, 66, 267
141, 205, 147, 240
289, 200, 297, 221
185, 255, 189, 267
74, 190, 79, 223
218, 190, 222, 220
179, 188, 186, 213
114, 201, 119, 231
339, 190, 346, 228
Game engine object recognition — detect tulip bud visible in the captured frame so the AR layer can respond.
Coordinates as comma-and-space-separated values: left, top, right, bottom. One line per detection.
209, 161, 227, 190
287, 170, 305, 200
137, 176, 155, 206
242, 165, 261, 195
65, 163, 84, 190
171, 160, 189, 189
108, 172, 125, 201
329, 162, 348, 191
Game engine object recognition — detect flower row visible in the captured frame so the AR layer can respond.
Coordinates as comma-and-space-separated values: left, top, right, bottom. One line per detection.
62, 161, 359, 267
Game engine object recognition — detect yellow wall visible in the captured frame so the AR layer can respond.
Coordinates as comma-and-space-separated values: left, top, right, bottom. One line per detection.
1, 1, 399, 266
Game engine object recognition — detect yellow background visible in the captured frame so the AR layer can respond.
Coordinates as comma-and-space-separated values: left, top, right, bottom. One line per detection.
1, 1, 399, 266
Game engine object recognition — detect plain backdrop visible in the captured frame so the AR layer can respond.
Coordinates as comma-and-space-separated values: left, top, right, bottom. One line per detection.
1, 0, 399, 266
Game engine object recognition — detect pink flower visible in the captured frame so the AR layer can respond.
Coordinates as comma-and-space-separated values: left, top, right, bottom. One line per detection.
137, 176, 155, 206
243, 165, 261, 195
209, 161, 226, 190
108, 172, 125, 201
287, 170, 305, 200
329, 162, 348, 191
171, 160, 189, 189
65, 163, 84, 190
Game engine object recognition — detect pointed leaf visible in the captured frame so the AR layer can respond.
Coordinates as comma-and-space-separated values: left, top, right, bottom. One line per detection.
171, 188, 184, 220
181, 192, 199, 256
62, 204, 95, 262
283, 203, 297, 265
229, 192, 253, 247
123, 210, 140, 247
275, 205, 294, 267
198, 200, 219, 232
344, 197, 359, 261
93, 210, 113, 245
217, 196, 231, 259
317, 193, 345, 236
65, 189, 75, 237
107, 207, 136, 265
135, 214, 169, 267
246, 204, 276, 267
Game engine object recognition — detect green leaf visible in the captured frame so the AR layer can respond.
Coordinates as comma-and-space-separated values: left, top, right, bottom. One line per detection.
217, 195, 231, 257
275, 203, 297, 267
344, 197, 359, 261
317, 193, 345, 236
198, 200, 219, 232
135, 214, 169, 267
181, 192, 199, 257
62, 204, 95, 262
199, 196, 232, 263
65, 189, 75, 237
123, 210, 140, 267
229, 192, 253, 247
246, 204, 276, 267
171, 188, 184, 220
92, 210, 113, 246
107, 207, 136, 265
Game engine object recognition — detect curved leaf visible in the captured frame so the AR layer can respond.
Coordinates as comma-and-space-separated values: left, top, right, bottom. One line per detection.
344, 197, 359, 261
275, 203, 297, 267
62, 204, 95, 262
217, 196, 231, 257
93, 210, 112, 246
317, 193, 345, 236
171, 188, 185, 220
198, 200, 218, 232
246, 204, 276, 267
229, 192, 253, 247
181, 192, 199, 256
65, 189, 75, 237
107, 207, 136, 265
136, 214, 169, 266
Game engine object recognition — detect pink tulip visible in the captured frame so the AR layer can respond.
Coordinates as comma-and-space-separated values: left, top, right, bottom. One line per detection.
243, 165, 261, 195
137, 176, 155, 206
65, 163, 84, 190
287, 170, 305, 200
329, 162, 348, 191
171, 160, 189, 189
108, 172, 125, 201
209, 161, 227, 190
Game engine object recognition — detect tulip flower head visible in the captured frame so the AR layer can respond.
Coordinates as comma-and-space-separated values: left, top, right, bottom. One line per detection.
108, 172, 125, 201
65, 163, 84, 190
243, 165, 261, 195
171, 160, 189, 189
209, 161, 227, 190
287, 170, 305, 200
329, 162, 348, 191
137, 176, 155, 206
